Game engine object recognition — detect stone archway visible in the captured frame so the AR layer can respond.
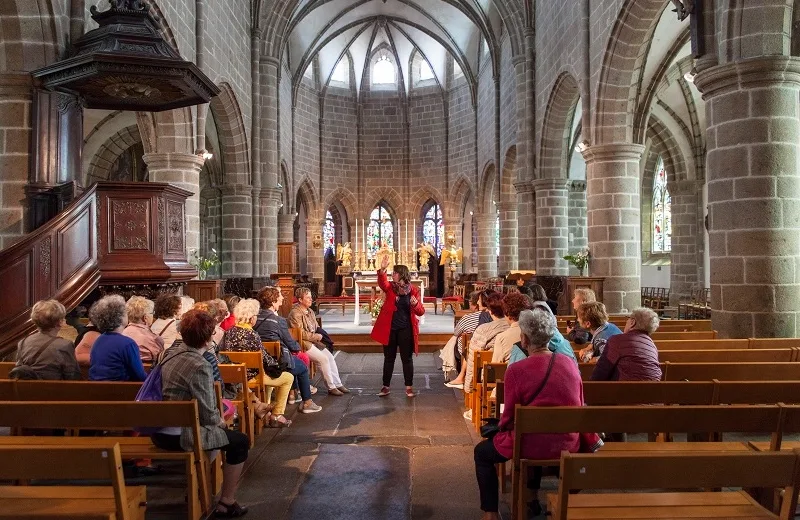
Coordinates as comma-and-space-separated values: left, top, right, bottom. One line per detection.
539, 72, 581, 180
85, 125, 146, 185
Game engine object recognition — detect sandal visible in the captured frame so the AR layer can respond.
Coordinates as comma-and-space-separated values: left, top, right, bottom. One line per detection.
254, 402, 274, 420
268, 415, 292, 428
214, 501, 248, 518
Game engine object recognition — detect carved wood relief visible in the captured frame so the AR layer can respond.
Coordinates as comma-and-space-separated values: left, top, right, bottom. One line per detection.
40, 236, 51, 278
111, 199, 150, 250
166, 200, 184, 253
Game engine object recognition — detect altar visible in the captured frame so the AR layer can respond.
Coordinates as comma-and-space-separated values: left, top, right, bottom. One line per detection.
353, 277, 426, 326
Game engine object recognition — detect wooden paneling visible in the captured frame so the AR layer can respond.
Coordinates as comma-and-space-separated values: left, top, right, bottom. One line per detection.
185, 280, 224, 302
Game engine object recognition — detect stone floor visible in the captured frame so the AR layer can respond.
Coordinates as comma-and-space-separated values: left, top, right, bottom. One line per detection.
317, 307, 457, 334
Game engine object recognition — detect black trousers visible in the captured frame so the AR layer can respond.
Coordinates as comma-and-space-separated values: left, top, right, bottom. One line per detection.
474, 439, 545, 513
383, 327, 414, 387
152, 428, 249, 465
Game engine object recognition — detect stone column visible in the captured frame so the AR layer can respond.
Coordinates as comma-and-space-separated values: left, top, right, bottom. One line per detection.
497, 201, 518, 273
143, 152, 204, 254
567, 180, 588, 275
533, 178, 569, 275
220, 184, 253, 277
277, 212, 295, 243
668, 179, 701, 306
259, 187, 282, 275
515, 181, 536, 270
475, 213, 497, 279
0, 73, 33, 249
694, 56, 800, 338
581, 144, 644, 313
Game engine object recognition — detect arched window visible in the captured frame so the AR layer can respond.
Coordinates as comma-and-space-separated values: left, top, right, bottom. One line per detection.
331, 56, 349, 85
323, 210, 335, 256
453, 59, 464, 80
419, 59, 434, 81
422, 202, 445, 255
652, 157, 672, 253
367, 203, 394, 258
373, 54, 395, 84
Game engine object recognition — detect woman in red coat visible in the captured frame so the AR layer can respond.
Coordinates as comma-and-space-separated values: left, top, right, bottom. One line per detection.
371, 254, 425, 397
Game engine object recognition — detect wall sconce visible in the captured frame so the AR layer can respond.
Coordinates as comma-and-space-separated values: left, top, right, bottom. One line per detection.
202, 151, 213, 161
469, 211, 474, 216
574, 140, 590, 153
683, 67, 697, 83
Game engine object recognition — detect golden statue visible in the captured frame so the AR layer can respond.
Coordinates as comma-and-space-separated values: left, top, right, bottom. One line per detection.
417, 242, 435, 271
336, 242, 352, 267
376, 244, 393, 270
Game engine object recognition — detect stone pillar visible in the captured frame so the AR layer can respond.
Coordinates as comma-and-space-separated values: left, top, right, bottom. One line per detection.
567, 180, 588, 275
306, 217, 325, 284
533, 179, 569, 275
259, 187, 281, 275
694, 56, 800, 338
581, 144, 644, 313
514, 181, 536, 269
0, 73, 33, 249
475, 213, 497, 279
668, 179, 701, 306
143, 152, 204, 254
220, 184, 253, 277
497, 201, 518, 273
277, 212, 295, 243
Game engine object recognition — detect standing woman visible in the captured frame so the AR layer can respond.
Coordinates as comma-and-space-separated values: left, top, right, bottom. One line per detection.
371, 255, 425, 398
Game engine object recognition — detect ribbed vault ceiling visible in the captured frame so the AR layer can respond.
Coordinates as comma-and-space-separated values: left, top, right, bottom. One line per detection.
283, 0, 504, 99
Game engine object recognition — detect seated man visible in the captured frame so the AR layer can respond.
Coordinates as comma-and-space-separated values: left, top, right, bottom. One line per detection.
288, 287, 349, 396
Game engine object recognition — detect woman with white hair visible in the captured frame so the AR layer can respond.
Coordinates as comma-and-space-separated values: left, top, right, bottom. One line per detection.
590, 307, 662, 381
122, 296, 164, 363
473, 308, 584, 519
12, 299, 81, 380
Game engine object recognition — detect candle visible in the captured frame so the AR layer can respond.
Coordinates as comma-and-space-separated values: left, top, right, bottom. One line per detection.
413, 219, 416, 248
397, 219, 401, 253
354, 218, 358, 252
405, 219, 408, 253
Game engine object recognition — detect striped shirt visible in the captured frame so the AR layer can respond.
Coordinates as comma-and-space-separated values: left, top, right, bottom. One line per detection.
454, 310, 489, 351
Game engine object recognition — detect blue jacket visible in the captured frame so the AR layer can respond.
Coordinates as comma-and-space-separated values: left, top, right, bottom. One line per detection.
253, 309, 299, 369
89, 332, 147, 381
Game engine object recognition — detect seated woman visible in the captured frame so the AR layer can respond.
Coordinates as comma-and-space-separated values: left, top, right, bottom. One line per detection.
474, 308, 584, 520
13, 299, 81, 380
463, 291, 509, 396
122, 296, 164, 363
576, 301, 622, 363
150, 294, 182, 349
591, 307, 662, 381
74, 320, 101, 367
88, 295, 147, 382
441, 290, 493, 387
566, 288, 596, 345
254, 287, 322, 414
220, 294, 240, 331
220, 298, 294, 427
528, 284, 578, 362
153, 309, 250, 518
492, 292, 533, 364
288, 288, 349, 396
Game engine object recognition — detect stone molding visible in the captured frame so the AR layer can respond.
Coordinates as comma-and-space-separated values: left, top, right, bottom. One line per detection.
694, 56, 800, 98
567, 180, 587, 192
220, 184, 253, 197
258, 187, 282, 202
513, 180, 534, 194
143, 152, 204, 171
496, 201, 517, 213
531, 178, 569, 192
581, 143, 645, 163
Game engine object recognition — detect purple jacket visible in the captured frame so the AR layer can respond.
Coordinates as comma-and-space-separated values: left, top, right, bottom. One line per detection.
590, 330, 662, 381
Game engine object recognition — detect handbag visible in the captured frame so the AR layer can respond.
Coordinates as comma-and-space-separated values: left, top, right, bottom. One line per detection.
480, 352, 558, 439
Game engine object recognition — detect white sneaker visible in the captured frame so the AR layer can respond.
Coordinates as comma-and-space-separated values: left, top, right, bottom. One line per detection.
463, 409, 472, 420
444, 381, 464, 389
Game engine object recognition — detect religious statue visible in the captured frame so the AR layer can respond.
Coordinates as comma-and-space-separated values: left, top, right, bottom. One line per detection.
376, 244, 393, 271
439, 246, 463, 267
336, 242, 353, 267
417, 242, 435, 271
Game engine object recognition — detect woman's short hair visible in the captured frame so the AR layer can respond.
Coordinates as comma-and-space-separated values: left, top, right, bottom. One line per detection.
153, 294, 181, 319
294, 287, 311, 300
178, 309, 216, 349
209, 299, 229, 321
126, 296, 154, 325
233, 299, 261, 324
526, 284, 548, 303
629, 307, 660, 335
222, 294, 240, 314
30, 299, 66, 331
518, 309, 556, 347
478, 289, 498, 309
484, 292, 505, 318
257, 286, 281, 309
502, 292, 533, 321
89, 295, 127, 333
393, 264, 411, 284
468, 291, 480, 307
192, 302, 212, 315
574, 288, 597, 304
179, 296, 195, 317
577, 301, 608, 330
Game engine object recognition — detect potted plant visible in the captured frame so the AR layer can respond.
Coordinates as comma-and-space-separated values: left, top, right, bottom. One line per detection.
362, 298, 383, 325
563, 248, 591, 276
190, 248, 220, 280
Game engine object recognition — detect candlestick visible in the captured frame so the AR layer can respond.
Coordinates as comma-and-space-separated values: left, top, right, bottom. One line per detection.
398, 219, 401, 256
354, 219, 358, 253
413, 219, 416, 249
405, 218, 408, 255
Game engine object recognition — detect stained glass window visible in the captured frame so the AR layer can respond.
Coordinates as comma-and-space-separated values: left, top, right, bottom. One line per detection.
373, 54, 395, 84
367, 203, 393, 258
422, 202, 445, 255
323, 210, 335, 256
652, 157, 672, 253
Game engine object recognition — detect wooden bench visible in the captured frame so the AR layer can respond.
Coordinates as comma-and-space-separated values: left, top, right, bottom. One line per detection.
664, 362, 800, 381
749, 338, 800, 349
0, 443, 147, 520
651, 330, 717, 340
548, 450, 800, 520
222, 350, 267, 410
654, 339, 749, 350
658, 348, 797, 363
290, 327, 316, 379
0, 401, 212, 520
218, 363, 256, 445
583, 380, 717, 405
510, 404, 784, 520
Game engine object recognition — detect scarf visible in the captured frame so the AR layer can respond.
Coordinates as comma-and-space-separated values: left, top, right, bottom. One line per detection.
391, 281, 411, 296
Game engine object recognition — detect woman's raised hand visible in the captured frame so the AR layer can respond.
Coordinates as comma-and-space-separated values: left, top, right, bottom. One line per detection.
380, 255, 390, 270
410, 296, 418, 306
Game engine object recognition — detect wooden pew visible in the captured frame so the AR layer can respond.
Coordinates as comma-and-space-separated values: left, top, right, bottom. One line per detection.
223, 350, 266, 405
0, 401, 211, 520
218, 363, 256, 445
651, 330, 717, 340
716, 381, 800, 405
548, 450, 800, 520
510, 404, 783, 520
664, 362, 800, 381
0, 443, 147, 520
749, 338, 800, 349
470, 350, 493, 429
658, 348, 797, 363
583, 380, 716, 405
0, 362, 14, 379
654, 338, 748, 350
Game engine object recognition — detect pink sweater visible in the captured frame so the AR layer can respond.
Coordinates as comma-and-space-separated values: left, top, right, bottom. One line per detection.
493, 352, 584, 459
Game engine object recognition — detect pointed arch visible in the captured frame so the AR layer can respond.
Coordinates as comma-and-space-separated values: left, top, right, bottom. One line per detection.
209, 82, 251, 186
501, 145, 517, 201
85, 125, 145, 185
448, 175, 474, 220
364, 188, 403, 221
136, 107, 194, 155
478, 161, 497, 215
408, 186, 446, 217
538, 72, 580, 179
295, 176, 319, 217
322, 187, 358, 227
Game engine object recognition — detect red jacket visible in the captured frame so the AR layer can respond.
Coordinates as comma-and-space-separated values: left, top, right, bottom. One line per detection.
369, 269, 425, 353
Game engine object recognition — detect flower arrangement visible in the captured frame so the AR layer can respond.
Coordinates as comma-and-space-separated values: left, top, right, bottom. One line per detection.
563, 248, 591, 275
190, 248, 220, 280
363, 298, 384, 319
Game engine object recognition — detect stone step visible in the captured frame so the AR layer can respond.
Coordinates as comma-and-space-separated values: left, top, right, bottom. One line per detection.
329, 333, 450, 353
